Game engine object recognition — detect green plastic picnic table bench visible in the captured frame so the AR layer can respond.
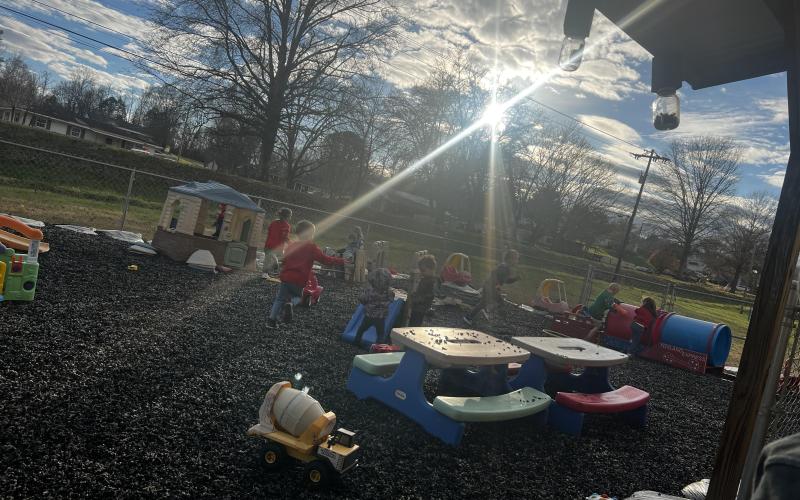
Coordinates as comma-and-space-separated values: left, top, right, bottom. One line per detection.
432, 387, 551, 422
352, 352, 405, 376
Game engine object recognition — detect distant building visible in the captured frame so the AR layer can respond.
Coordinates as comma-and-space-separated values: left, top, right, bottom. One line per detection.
0, 106, 164, 153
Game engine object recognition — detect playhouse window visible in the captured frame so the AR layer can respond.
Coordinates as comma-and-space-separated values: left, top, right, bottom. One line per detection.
32, 117, 47, 128
240, 219, 252, 243
169, 199, 182, 230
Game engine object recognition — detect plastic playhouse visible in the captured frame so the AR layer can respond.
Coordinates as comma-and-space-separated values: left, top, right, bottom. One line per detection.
152, 182, 267, 270
531, 278, 571, 314
246, 381, 361, 488
604, 303, 733, 374
438, 253, 481, 306
0, 215, 45, 302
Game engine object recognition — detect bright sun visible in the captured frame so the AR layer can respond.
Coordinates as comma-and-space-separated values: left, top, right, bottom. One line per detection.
482, 102, 506, 129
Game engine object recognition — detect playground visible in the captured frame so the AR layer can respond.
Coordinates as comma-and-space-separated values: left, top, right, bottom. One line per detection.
0, 226, 734, 498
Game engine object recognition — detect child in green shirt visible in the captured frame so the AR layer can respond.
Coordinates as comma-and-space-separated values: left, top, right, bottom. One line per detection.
581, 282, 621, 342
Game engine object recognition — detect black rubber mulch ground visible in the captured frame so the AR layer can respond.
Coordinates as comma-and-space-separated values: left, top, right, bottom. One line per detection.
0, 227, 732, 499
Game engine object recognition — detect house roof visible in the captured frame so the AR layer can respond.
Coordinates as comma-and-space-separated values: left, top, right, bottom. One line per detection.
1, 106, 162, 149
170, 181, 265, 213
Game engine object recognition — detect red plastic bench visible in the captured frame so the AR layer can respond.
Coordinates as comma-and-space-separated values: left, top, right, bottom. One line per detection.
555, 385, 650, 414
549, 385, 650, 435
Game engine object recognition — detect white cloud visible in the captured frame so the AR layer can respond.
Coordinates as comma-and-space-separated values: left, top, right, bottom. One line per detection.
0, 15, 150, 91
651, 104, 790, 171
760, 168, 785, 188
21, 0, 151, 38
1, 15, 108, 68
756, 97, 789, 123
383, 0, 652, 102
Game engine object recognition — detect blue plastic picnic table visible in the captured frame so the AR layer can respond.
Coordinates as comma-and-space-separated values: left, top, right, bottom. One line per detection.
347, 327, 531, 445
509, 336, 629, 394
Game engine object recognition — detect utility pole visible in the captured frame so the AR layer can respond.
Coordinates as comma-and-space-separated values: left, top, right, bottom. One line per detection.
613, 149, 671, 279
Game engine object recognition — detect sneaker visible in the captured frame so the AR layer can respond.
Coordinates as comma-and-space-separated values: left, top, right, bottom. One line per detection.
462, 316, 473, 326
266, 318, 277, 329
282, 303, 293, 323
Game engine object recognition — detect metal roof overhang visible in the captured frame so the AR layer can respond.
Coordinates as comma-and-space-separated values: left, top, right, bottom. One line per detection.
592, 0, 787, 89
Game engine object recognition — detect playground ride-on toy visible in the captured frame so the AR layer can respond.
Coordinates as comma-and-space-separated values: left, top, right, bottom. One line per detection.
302, 272, 323, 306
438, 253, 481, 306
342, 289, 407, 349
603, 303, 733, 374
247, 381, 361, 488
531, 278, 571, 314
0, 215, 44, 302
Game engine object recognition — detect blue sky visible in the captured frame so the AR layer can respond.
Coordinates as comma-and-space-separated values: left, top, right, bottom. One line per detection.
0, 0, 790, 196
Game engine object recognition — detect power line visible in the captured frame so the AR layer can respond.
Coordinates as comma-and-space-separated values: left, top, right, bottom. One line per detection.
23, 0, 145, 44
6, 1, 654, 156
0, 3, 170, 72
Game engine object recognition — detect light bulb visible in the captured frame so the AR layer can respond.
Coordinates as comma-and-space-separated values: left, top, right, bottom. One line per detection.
652, 92, 680, 131
559, 36, 585, 72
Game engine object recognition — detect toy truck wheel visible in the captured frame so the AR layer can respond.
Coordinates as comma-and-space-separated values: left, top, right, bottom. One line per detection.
303, 460, 332, 488
263, 442, 287, 470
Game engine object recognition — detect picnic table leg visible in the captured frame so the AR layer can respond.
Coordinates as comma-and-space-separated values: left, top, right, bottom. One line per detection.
347, 349, 465, 446
509, 356, 547, 392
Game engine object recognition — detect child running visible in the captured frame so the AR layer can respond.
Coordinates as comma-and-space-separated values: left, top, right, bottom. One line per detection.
629, 296, 658, 355
463, 249, 520, 325
582, 282, 622, 342
266, 220, 344, 329
409, 255, 437, 327
353, 268, 395, 346
262, 207, 292, 279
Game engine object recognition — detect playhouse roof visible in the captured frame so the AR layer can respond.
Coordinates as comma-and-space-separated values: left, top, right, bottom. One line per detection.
169, 182, 265, 213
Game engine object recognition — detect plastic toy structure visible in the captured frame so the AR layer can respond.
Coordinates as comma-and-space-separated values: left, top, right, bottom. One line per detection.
152, 181, 267, 270
246, 381, 361, 488
604, 303, 733, 374
302, 272, 323, 306
341, 290, 407, 348
0, 215, 44, 302
531, 278, 571, 313
438, 253, 481, 306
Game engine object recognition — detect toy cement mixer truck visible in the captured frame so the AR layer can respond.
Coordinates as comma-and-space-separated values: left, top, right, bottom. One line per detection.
247, 381, 362, 488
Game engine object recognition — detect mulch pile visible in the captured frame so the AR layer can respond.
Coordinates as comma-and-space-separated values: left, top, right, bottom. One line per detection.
0, 227, 732, 498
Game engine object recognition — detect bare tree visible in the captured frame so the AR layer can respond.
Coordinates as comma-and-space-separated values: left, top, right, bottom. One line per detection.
144, 0, 399, 181
715, 192, 776, 291
275, 89, 336, 188
0, 55, 38, 111
648, 136, 741, 275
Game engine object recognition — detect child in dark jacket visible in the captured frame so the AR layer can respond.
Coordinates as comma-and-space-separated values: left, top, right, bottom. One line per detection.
463, 249, 520, 325
354, 268, 395, 345
266, 220, 344, 329
409, 255, 437, 327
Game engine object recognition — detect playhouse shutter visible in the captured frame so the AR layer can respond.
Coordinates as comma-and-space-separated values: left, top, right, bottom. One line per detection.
46, 119, 51, 130
80, 128, 85, 139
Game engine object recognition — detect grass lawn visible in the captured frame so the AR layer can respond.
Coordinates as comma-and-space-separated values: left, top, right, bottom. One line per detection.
2, 185, 750, 365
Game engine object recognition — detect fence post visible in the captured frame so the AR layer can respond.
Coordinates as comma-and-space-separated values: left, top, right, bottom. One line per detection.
120, 168, 136, 231
579, 265, 593, 305
737, 278, 799, 500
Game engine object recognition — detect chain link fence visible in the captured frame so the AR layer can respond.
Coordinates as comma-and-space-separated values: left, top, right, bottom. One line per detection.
1, 135, 757, 363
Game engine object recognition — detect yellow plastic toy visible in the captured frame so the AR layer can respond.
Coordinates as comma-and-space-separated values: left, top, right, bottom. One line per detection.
247, 381, 361, 488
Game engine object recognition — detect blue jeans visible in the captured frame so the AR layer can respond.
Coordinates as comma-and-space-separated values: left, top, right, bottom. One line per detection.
630, 322, 645, 354
269, 282, 303, 320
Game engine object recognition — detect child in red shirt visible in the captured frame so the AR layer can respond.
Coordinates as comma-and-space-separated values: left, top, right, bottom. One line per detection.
266, 220, 344, 329
262, 207, 292, 278
630, 297, 658, 355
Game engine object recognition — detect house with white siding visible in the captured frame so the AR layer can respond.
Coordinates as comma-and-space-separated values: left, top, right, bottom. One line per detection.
0, 107, 164, 153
